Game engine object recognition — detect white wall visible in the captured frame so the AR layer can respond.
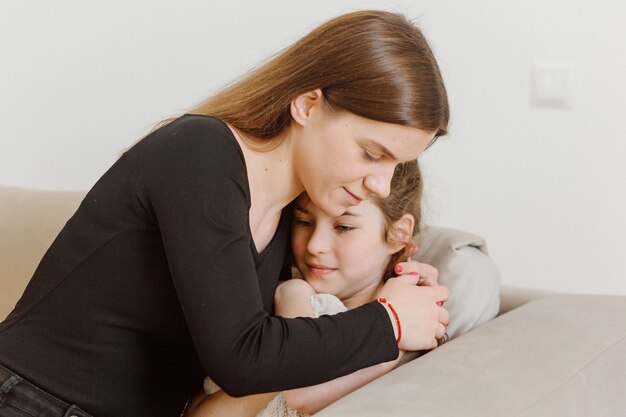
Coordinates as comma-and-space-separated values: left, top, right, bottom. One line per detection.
1, 1, 625, 295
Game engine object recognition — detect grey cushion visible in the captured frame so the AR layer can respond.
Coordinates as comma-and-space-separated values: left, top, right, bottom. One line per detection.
414, 225, 501, 339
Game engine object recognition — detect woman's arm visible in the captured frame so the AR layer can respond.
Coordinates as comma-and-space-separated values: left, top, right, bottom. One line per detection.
274, 279, 404, 415
185, 278, 418, 417
139, 116, 400, 396
183, 279, 322, 417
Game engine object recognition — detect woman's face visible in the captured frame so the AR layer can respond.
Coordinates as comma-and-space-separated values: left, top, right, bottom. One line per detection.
291, 102, 434, 217
291, 194, 398, 308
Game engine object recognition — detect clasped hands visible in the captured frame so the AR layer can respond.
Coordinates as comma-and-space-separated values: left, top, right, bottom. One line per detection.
377, 255, 449, 353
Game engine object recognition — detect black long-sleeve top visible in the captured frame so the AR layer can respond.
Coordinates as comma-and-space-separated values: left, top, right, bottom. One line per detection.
0, 114, 398, 417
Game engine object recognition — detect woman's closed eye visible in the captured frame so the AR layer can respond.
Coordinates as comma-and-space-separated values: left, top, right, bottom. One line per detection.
362, 149, 383, 163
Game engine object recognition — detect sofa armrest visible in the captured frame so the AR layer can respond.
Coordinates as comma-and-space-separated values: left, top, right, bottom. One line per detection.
498, 285, 558, 315
316, 294, 626, 417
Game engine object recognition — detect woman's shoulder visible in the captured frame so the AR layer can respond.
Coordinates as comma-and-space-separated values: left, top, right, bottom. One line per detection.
138, 114, 242, 158
130, 114, 248, 185
174, 113, 231, 134
127, 114, 252, 214
118, 114, 241, 170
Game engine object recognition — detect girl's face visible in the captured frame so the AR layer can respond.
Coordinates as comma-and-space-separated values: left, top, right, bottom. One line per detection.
291, 99, 434, 218
291, 194, 399, 308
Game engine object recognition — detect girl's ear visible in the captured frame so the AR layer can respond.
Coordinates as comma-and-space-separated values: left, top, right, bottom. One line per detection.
386, 213, 415, 253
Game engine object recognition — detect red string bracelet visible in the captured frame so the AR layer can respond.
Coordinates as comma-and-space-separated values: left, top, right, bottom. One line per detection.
376, 297, 402, 344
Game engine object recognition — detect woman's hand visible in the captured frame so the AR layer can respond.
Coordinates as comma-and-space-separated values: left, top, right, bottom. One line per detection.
377, 273, 449, 351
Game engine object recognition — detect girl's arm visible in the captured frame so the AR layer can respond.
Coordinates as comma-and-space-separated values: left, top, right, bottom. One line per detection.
183, 389, 276, 417
274, 279, 404, 415
282, 355, 402, 415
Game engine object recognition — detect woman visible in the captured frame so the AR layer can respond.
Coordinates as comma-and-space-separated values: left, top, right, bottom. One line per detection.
187, 160, 446, 417
0, 10, 449, 417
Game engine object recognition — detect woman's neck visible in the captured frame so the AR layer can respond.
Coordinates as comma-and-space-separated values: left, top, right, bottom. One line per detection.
226, 124, 303, 253
227, 124, 303, 218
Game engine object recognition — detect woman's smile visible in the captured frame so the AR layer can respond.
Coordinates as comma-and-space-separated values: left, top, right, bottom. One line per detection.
343, 187, 363, 206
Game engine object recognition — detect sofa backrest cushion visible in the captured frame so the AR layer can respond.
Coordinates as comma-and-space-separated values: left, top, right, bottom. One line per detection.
415, 225, 501, 339
0, 185, 85, 319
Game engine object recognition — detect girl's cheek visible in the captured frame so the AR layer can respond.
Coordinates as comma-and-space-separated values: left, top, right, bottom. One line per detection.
338, 235, 371, 264
342, 231, 387, 270
291, 232, 307, 256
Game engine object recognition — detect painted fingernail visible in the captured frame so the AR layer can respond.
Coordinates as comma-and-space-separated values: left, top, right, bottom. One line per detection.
395, 265, 403, 273
437, 301, 444, 306
409, 272, 419, 276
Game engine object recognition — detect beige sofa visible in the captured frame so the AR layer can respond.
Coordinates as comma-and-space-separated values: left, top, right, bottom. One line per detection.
1, 184, 625, 416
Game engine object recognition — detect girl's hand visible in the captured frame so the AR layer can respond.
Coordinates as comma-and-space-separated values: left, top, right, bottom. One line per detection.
377, 274, 449, 351
393, 259, 439, 287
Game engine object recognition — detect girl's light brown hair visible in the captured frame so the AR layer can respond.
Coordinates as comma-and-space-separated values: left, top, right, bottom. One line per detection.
375, 159, 423, 282
161, 10, 449, 142
291, 160, 422, 283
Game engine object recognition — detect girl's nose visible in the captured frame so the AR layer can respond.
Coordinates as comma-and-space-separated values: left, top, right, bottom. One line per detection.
306, 225, 331, 255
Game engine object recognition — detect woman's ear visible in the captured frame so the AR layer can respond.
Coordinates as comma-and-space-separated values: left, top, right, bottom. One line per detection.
290, 88, 324, 127
386, 213, 415, 253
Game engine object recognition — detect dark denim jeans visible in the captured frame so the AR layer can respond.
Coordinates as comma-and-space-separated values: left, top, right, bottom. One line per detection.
0, 364, 92, 417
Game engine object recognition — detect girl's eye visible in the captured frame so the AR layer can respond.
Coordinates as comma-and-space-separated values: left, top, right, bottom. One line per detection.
335, 224, 355, 233
362, 149, 382, 162
294, 219, 313, 228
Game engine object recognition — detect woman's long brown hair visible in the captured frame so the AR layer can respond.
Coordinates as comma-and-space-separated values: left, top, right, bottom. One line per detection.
159, 10, 449, 142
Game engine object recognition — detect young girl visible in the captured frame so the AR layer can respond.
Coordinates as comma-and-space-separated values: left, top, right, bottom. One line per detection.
0, 10, 449, 417
186, 160, 448, 416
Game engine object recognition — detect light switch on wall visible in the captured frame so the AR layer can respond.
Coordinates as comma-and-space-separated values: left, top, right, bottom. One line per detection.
531, 62, 573, 109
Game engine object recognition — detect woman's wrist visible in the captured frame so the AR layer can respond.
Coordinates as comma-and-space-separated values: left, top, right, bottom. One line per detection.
376, 298, 401, 344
